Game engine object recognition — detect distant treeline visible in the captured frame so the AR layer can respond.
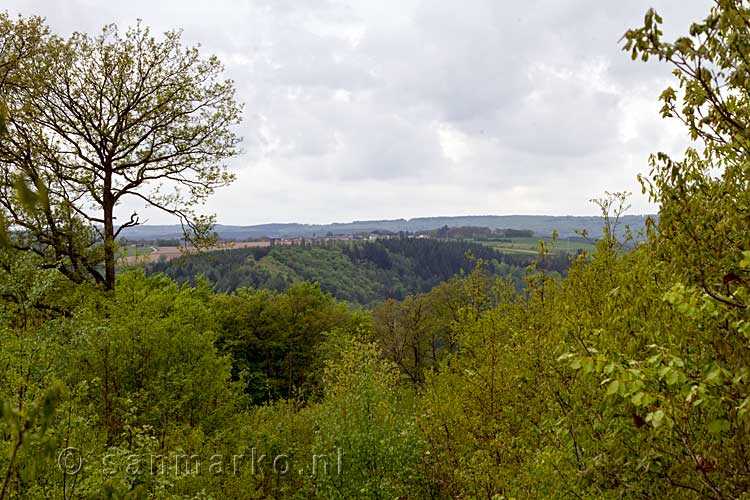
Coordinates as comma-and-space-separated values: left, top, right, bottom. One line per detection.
147, 237, 571, 305
420, 225, 534, 239
121, 238, 182, 246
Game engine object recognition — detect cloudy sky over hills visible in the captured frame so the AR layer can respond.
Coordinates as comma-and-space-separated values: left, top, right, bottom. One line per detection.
7, 0, 712, 224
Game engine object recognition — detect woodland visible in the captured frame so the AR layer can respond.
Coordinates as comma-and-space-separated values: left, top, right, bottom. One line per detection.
1, 3, 750, 499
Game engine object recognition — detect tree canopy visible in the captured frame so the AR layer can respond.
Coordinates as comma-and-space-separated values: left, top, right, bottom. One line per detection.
0, 16, 241, 289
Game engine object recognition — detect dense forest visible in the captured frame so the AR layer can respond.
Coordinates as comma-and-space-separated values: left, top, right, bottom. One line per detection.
146, 237, 571, 304
2, 4, 750, 500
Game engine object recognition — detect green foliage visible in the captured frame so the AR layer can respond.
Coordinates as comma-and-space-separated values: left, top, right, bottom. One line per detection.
623, 2, 750, 311
371, 264, 506, 386
304, 334, 427, 499
64, 272, 239, 439
0, 263, 244, 499
4, 2, 750, 499
417, 261, 566, 498
211, 282, 362, 403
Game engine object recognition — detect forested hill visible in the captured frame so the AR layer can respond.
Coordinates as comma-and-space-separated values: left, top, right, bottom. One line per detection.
122, 214, 652, 240
147, 237, 570, 305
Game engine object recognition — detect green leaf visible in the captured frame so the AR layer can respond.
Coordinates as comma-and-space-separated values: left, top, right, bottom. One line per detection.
631, 391, 646, 406
705, 366, 722, 385
15, 176, 41, 211
606, 380, 620, 396
707, 418, 730, 435
647, 410, 666, 428
582, 358, 594, 374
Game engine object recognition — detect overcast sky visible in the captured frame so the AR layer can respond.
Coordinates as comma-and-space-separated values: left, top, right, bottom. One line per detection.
7, 0, 712, 224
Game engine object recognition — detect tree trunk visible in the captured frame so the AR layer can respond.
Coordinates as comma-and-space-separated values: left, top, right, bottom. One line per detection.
103, 168, 116, 291
104, 215, 115, 290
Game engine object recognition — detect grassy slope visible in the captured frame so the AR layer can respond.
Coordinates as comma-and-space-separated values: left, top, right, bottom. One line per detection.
479, 237, 595, 255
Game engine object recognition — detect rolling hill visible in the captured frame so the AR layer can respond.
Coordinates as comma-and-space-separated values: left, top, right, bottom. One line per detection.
120, 214, 653, 241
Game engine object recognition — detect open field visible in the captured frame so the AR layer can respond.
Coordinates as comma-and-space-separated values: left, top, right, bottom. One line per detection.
120, 240, 271, 264
479, 237, 596, 255
118, 245, 157, 258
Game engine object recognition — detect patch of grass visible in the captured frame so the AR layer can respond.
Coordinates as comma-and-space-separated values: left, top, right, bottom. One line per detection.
119, 245, 156, 258
479, 237, 594, 255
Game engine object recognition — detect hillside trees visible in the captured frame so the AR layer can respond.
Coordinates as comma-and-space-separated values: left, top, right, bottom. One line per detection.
150, 238, 539, 305
0, 17, 241, 289
371, 265, 502, 385
211, 282, 365, 403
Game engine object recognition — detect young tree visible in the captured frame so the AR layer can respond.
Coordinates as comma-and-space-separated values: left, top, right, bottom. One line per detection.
0, 19, 242, 289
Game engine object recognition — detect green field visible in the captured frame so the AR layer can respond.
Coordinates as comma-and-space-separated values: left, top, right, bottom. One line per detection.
118, 245, 156, 258
479, 237, 595, 255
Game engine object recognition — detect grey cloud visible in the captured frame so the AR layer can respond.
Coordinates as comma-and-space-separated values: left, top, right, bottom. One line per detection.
3, 0, 714, 223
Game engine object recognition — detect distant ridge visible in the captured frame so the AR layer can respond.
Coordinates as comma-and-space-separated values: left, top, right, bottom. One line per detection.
119, 214, 655, 241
